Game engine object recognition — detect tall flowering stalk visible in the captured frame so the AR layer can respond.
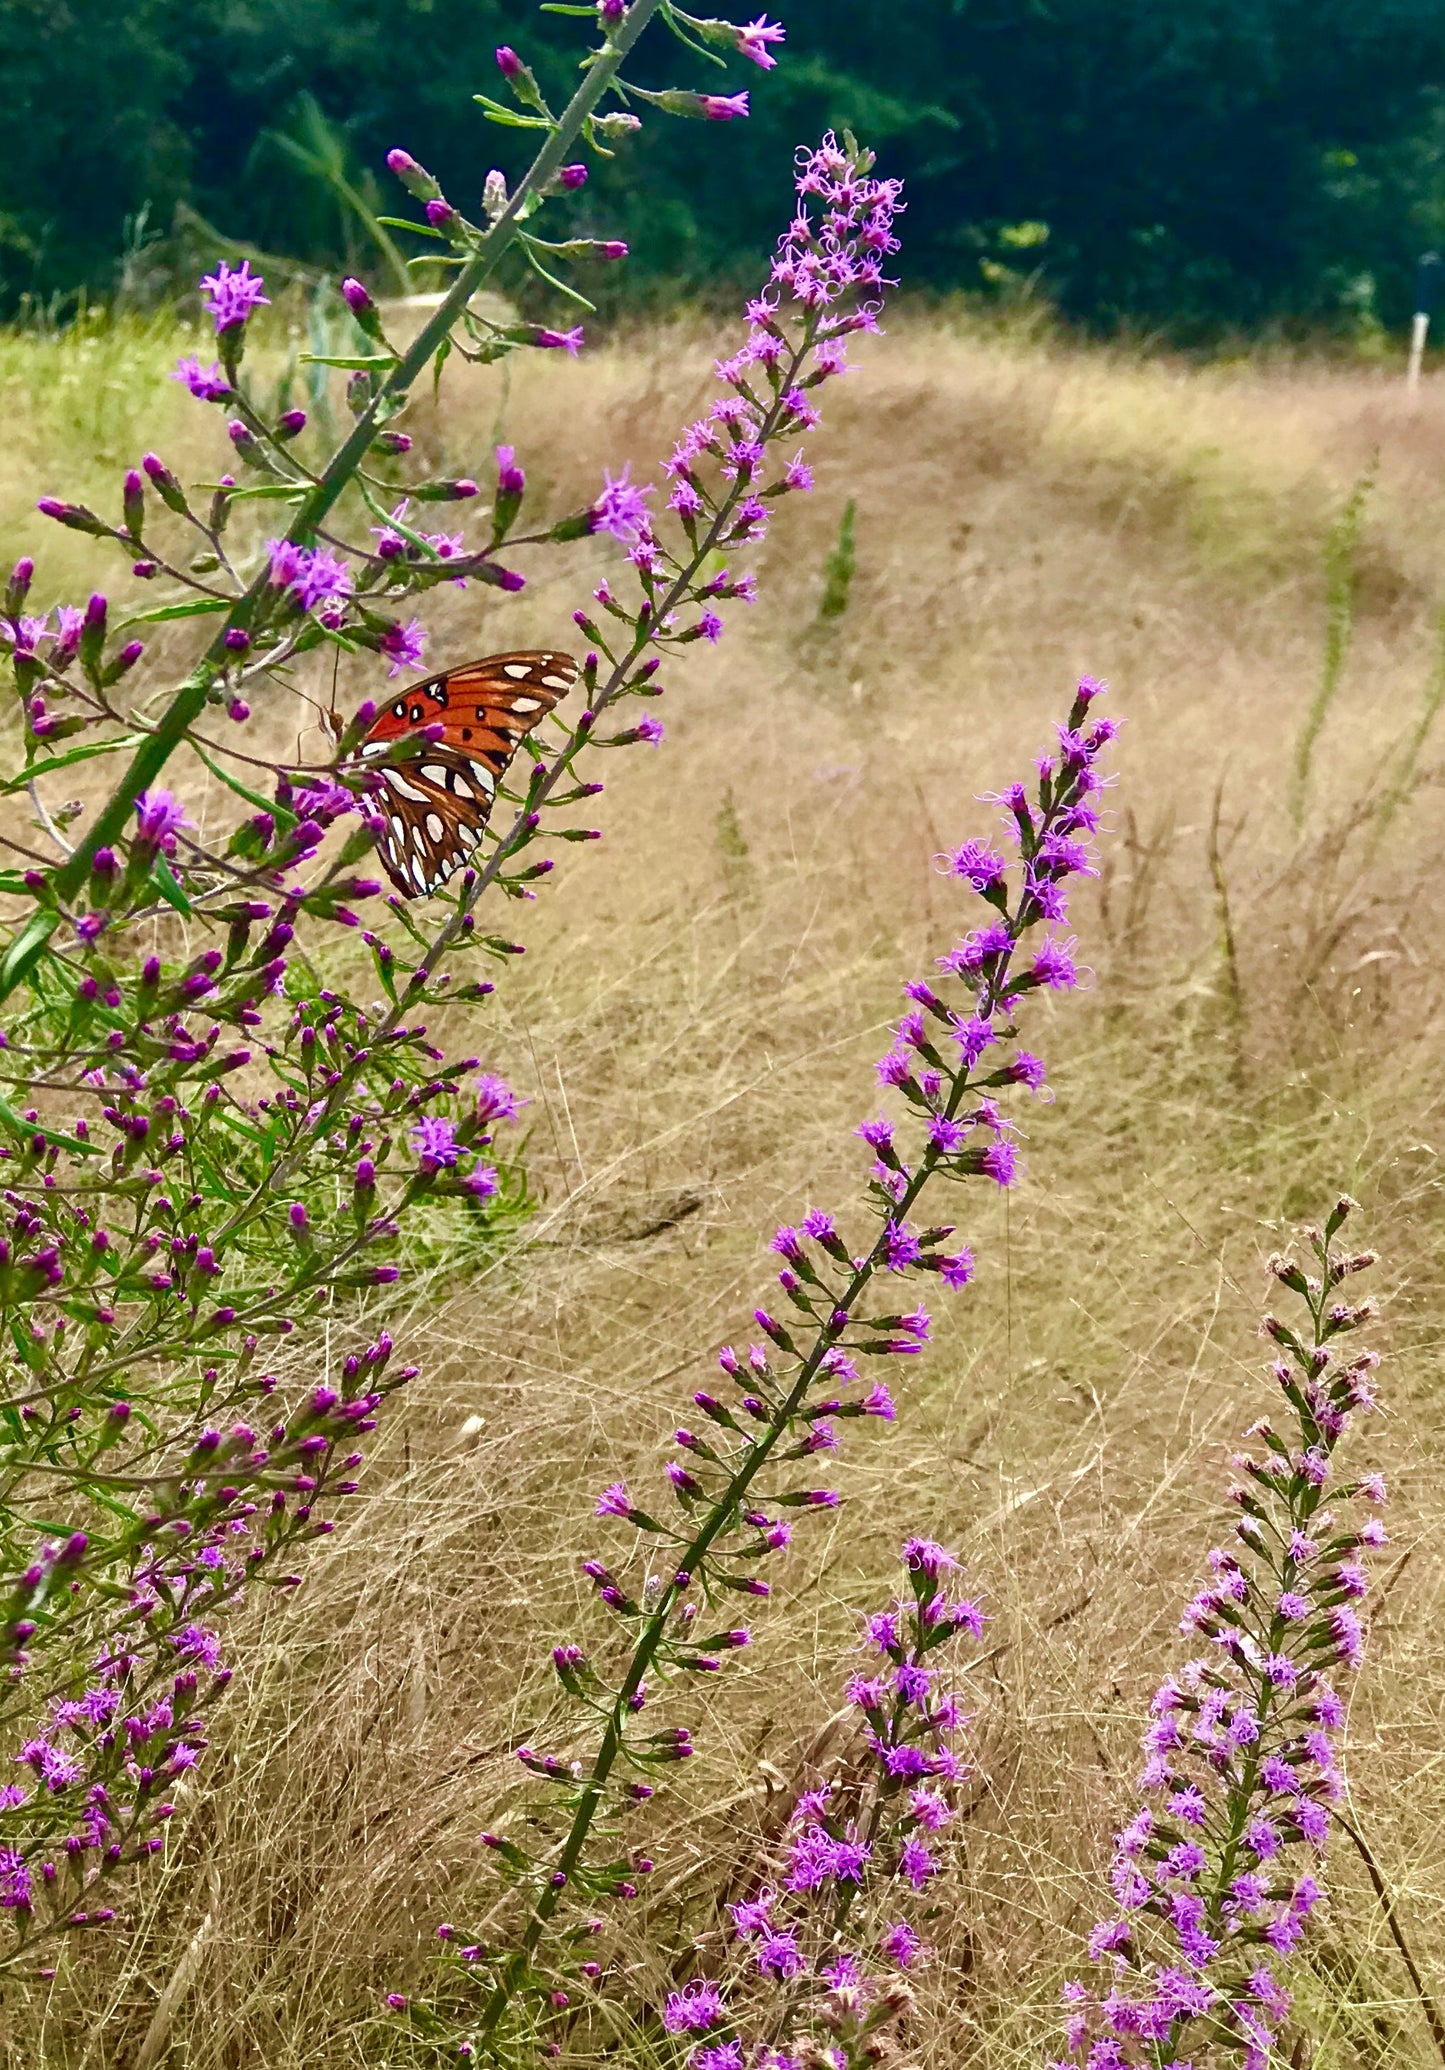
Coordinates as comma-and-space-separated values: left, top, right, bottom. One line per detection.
393, 681, 1119, 2058
1056, 1200, 1386, 2069
657, 1538, 986, 2070
0, 10, 909, 1964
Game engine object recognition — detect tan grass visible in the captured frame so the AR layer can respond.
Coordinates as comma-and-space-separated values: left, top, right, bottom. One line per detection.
5, 312, 1445, 2065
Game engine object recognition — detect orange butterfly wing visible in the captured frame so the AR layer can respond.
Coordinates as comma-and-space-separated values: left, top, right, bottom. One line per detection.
345, 649, 579, 898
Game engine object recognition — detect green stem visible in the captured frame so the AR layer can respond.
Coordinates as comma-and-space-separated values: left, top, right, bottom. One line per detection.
0, 2, 664, 1008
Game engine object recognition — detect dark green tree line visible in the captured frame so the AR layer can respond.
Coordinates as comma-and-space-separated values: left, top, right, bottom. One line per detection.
5, 0, 1445, 333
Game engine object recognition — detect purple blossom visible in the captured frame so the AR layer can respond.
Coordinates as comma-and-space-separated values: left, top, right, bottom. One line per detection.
475, 1073, 523, 1124
379, 618, 428, 676
174, 1624, 223, 1670
879, 1919, 921, 1967
756, 1928, 806, 1979
693, 2047, 744, 2070
536, 326, 585, 355
1029, 937, 1079, 990
949, 839, 1007, 891
411, 1116, 460, 1170
738, 14, 785, 65
199, 258, 270, 329
170, 354, 231, 401
592, 462, 653, 543
663, 1981, 726, 2033
496, 444, 526, 496
897, 1834, 936, 1887
702, 92, 750, 120
134, 789, 192, 855
980, 1140, 1018, 1187
902, 1537, 957, 1578
266, 539, 354, 614
596, 1482, 631, 1519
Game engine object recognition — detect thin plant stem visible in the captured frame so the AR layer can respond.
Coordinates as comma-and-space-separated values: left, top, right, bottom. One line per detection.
1332, 1805, 1445, 2068
1288, 462, 1374, 833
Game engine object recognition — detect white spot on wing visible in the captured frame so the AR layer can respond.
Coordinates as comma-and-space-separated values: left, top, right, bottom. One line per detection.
421, 764, 450, 785
511, 696, 541, 713
541, 673, 572, 690
425, 812, 445, 840
384, 770, 429, 804
503, 663, 531, 680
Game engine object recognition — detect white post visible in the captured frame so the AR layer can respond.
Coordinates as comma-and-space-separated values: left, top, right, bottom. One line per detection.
1407, 309, 1430, 394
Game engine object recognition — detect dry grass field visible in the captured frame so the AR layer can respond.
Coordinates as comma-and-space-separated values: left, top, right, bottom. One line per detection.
6, 308, 1445, 2066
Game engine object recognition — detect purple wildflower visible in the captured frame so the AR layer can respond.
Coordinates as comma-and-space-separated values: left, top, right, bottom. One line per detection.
496, 445, 526, 496
411, 1116, 460, 1170
170, 354, 231, 401
663, 1981, 725, 2033
379, 618, 428, 677
592, 462, 653, 543
738, 15, 785, 66
536, 326, 585, 355
199, 258, 270, 330
133, 789, 192, 856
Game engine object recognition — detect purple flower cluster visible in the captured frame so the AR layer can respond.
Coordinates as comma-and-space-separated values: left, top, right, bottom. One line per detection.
659, 1541, 983, 2070
198, 259, 270, 331
266, 538, 355, 624
1057, 1201, 1385, 2070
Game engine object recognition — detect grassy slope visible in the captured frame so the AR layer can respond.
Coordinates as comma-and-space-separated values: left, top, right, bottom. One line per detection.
4, 311, 1445, 2064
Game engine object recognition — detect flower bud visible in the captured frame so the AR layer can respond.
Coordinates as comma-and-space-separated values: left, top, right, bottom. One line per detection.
37, 497, 109, 535
386, 148, 438, 200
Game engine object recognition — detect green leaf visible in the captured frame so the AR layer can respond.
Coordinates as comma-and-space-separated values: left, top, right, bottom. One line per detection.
472, 96, 549, 128
189, 735, 300, 829
151, 859, 194, 918
298, 352, 399, 371
218, 483, 312, 502
519, 240, 596, 312
0, 909, 60, 998
118, 596, 233, 628
0, 734, 148, 794
376, 216, 446, 240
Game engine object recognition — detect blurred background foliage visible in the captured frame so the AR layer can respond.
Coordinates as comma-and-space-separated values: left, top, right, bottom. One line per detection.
6, 0, 1445, 337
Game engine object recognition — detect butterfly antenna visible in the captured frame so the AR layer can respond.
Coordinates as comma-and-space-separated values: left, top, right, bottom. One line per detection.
291, 675, 335, 762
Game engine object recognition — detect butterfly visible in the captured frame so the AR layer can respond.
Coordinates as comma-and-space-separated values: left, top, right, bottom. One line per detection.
328, 649, 579, 898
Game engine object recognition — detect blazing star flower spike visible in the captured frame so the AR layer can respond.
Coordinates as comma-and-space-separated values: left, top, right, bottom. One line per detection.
1059, 1205, 1387, 2069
